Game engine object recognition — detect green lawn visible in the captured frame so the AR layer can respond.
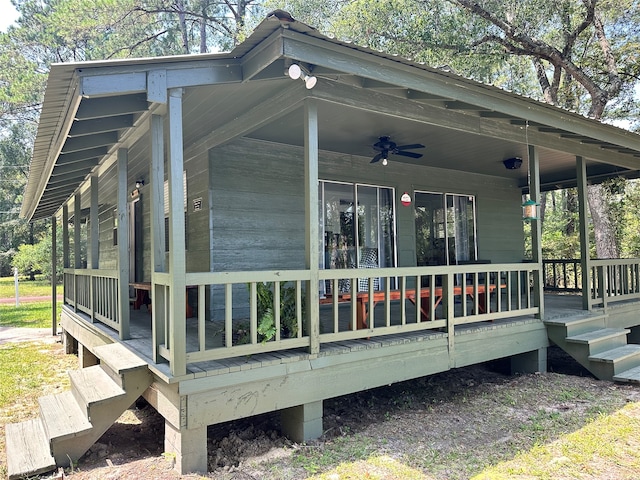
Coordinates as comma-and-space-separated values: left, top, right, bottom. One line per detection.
0, 301, 61, 328
0, 275, 60, 298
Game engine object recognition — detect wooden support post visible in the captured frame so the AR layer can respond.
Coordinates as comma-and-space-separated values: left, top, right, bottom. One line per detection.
151, 113, 167, 363
74, 193, 81, 269
51, 215, 57, 336
164, 421, 207, 474
117, 148, 131, 340
304, 99, 320, 355
90, 174, 99, 321
90, 174, 99, 269
576, 156, 592, 310
281, 400, 323, 442
78, 344, 99, 368
528, 144, 544, 320
62, 205, 69, 270
511, 347, 547, 374
168, 88, 187, 376
73, 194, 81, 313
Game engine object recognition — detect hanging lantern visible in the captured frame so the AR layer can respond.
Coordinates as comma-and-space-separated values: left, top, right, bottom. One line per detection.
401, 192, 412, 207
522, 198, 540, 222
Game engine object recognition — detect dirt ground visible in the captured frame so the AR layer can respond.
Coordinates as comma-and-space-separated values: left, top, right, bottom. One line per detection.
39, 346, 639, 480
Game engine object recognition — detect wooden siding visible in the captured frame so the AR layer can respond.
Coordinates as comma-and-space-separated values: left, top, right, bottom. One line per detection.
89, 136, 524, 308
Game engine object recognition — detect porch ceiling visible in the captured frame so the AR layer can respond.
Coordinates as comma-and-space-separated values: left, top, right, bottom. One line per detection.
21, 11, 640, 221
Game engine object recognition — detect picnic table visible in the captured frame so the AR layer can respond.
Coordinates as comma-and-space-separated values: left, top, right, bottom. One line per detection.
320, 284, 499, 329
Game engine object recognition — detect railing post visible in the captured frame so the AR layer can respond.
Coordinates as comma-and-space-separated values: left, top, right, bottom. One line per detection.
444, 273, 455, 367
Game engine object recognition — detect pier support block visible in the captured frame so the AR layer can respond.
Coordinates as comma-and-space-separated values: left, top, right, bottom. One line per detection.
164, 421, 207, 474
281, 400, 323, 442
511, 347, 547, 374
79, 344, 99, 368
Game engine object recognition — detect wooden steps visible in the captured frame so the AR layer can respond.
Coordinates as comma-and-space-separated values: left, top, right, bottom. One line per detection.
613, 365, 640, 383
5, 419, 55, 479
5, 342, 151, 479
544, 314, 640, 382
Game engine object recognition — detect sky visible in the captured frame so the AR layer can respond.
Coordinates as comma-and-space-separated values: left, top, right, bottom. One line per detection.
0, 0, 19, 32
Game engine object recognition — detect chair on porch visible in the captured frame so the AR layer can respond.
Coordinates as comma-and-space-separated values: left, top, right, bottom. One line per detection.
358, 247, 380, 292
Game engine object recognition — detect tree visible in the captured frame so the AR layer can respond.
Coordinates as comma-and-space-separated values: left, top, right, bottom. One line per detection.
439, 0, 637, 258
270, 0, 640, 259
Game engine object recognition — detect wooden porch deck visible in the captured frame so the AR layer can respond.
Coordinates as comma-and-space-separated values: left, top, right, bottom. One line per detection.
67, 292, 590, 383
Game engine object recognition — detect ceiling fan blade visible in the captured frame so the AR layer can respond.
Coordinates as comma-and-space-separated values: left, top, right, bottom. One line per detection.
370, 153, 384, 163
395, 150, 423, 159
395, 143, 425, 150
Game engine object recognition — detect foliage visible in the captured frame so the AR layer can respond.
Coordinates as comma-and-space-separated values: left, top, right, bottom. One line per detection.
11, 225, 63, 282
0, 122, 49, 277
254, 281, 302, 343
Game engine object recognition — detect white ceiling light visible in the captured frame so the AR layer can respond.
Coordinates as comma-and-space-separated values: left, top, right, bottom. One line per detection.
287, 63, 317, 89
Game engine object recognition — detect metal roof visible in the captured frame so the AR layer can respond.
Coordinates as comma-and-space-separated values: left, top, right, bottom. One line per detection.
21, 10, 640, 221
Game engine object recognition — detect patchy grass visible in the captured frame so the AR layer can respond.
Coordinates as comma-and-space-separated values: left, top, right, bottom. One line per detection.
473, 402, 640, 479
0, 341, 77, 479
0, 301, 61, 328
0, 276, 59, 298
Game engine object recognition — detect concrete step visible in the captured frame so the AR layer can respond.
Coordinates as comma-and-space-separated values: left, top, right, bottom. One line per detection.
39, 390, 92, 442
69, 365, 126, 419
5, 419, 55, 480
588, 344, 640, 379
613, 364, 640, 384
565, 328, 629, 355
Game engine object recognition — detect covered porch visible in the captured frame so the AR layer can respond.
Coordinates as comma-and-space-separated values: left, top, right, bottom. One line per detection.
14, 10, 640, 477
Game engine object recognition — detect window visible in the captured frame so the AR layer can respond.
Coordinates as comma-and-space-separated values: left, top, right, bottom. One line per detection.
415, 192, 477, 266
320, 181, 396, 293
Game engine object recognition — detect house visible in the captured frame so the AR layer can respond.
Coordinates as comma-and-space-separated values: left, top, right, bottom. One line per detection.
8, 10, 640, 478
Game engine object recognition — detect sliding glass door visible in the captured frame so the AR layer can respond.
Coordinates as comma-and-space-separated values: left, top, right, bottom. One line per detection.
320, 181, 396, 293
415, 191, 477, 266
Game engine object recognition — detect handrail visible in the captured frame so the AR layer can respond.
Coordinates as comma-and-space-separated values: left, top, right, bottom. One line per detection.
63, 268, 121, 332
589, 258, 640, 308
542, 259, 581, 292
151, 264, 540, 372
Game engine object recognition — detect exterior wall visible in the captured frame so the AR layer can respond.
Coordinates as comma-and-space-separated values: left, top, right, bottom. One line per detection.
209, 137, 524, 272
88, 135, 524, 307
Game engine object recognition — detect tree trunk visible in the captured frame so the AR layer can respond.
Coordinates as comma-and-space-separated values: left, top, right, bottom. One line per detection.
587, 183, 618, 259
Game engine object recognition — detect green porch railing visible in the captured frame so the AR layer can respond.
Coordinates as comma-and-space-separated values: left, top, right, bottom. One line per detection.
543, 259, 582, 292
543, 258, 640, 308
150, 264, 540, 374
589, 259, 640, 309
63, 268, 120, 332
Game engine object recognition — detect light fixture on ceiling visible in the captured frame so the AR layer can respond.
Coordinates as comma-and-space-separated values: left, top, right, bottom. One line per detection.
135, 179, 144, 189
503, 157, 522, 170
288, 64, 317, 89
382, 154, 388, 166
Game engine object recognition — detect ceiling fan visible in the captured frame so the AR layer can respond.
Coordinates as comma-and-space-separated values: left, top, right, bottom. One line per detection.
370, 136, 425, 164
